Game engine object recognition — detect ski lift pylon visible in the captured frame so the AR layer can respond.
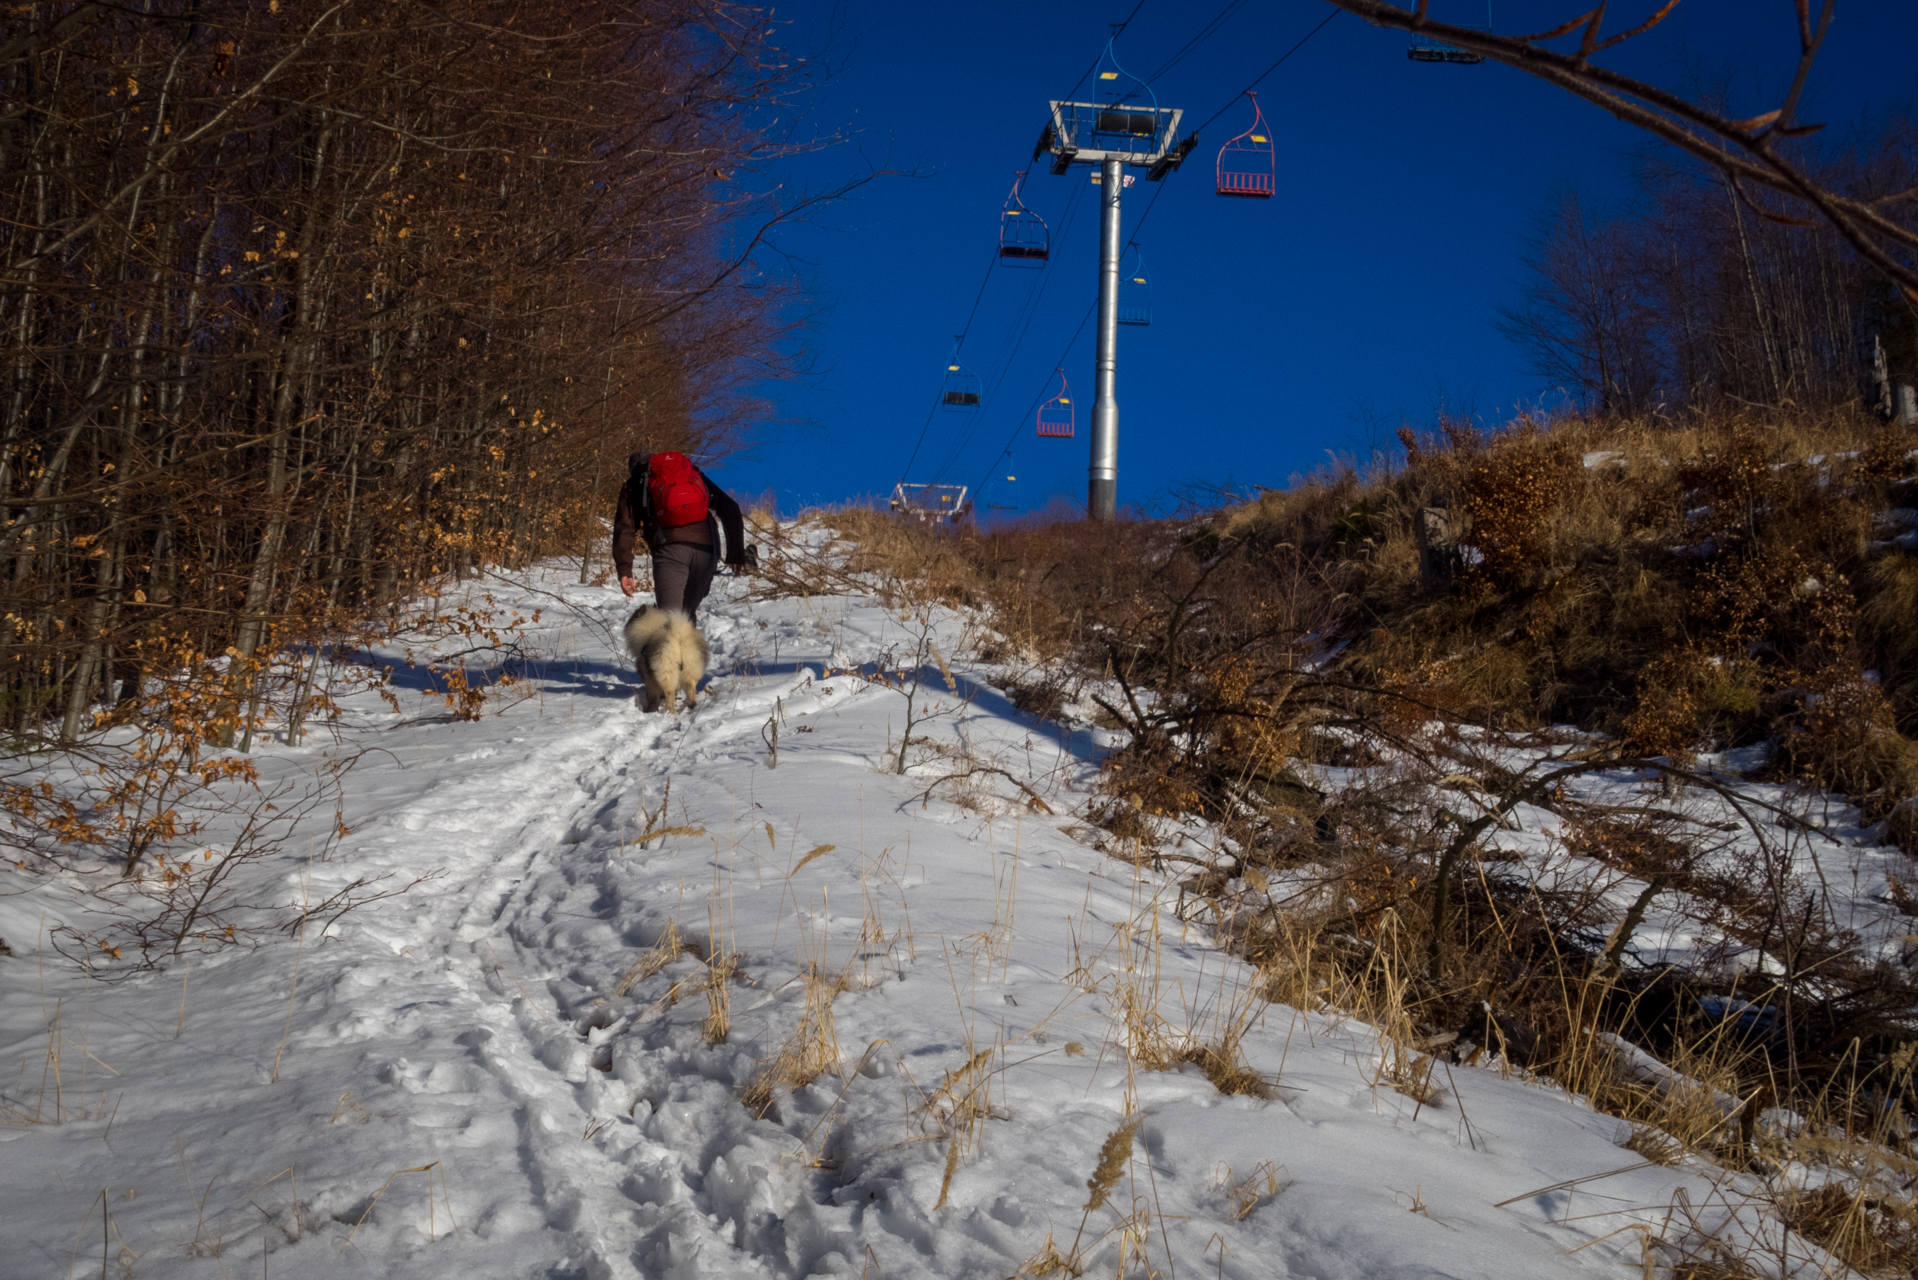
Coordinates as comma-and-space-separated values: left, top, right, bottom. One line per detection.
1037, 368, 1074, 438
999, 171, 1049, 266
1118, 245, 1150, 327
940, 337, 981, 410
1408, 1, 1492, 63
1216, 92, 1273, 199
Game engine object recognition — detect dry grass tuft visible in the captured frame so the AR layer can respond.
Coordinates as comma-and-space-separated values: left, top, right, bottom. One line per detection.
788, 843, 836, 877
741, 961, 845, 1116
613, 920, 697, 997
1220, 1161, 1286, 1220
1013, 1234, 1073, 1278
701, 950, 737, 1045
916, 1038, 1012, 1212
1178, 1042, 1268, 1098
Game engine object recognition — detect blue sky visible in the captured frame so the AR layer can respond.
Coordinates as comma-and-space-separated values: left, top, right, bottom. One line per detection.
705, 1, 1918, 518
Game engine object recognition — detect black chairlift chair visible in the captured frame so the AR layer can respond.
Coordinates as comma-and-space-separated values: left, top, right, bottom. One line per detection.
1408, 1, 1491, 62
999, 171, 1049, 267
941, 338, 981, 410
1118, 246, 1150, 327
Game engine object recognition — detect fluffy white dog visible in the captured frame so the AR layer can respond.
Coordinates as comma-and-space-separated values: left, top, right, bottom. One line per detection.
622, 606, 709, 713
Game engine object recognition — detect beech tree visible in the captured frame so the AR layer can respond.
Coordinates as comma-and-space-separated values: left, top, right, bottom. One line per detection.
0, 0, 821, 743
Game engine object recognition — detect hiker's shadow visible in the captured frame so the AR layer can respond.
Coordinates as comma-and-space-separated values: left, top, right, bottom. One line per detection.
722, 659, 1112, 766
348, 648, 640, 703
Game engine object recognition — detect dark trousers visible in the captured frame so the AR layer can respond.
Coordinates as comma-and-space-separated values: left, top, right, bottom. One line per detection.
652, 542, 716, 624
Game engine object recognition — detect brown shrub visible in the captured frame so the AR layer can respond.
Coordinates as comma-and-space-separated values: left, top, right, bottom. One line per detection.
1861, 554, 1918, 734
1460, 427, 1578, 590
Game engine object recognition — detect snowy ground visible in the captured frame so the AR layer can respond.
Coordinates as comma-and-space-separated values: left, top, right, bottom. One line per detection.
0, 549, 1899, 1278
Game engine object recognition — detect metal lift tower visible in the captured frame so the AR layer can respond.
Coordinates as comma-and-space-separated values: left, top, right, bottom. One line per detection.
1036, 96, 1194, 519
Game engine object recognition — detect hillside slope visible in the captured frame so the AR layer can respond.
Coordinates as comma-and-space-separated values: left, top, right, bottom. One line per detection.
0, 540, 1898, 1278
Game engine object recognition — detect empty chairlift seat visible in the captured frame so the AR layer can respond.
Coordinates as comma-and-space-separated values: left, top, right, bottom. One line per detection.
1036, 369, 1073, 438
942, 343, 982, 408
999, 171, 1049, 266
1216, 92, 1273, 199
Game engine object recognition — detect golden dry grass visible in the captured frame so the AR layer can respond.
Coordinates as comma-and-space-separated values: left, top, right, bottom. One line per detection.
740, 961, 845, 1117
612, 919, 693, 998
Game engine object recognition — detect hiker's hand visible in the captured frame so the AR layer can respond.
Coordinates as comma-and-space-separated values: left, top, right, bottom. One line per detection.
619, 576, 637, 598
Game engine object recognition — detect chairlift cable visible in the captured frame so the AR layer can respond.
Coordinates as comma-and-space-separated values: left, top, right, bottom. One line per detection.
929, 183, 1088, 483
1057, 0, 1153, 106
991, 181, 1087, 388
897, 249, 1000, 481
970, 178, 1174, 508
1190, 9, 1341, 137
931, 179, 1090, 481
972, 299, 1100, 509
901, 28, 1116, 488
1144, 0, 1255, 83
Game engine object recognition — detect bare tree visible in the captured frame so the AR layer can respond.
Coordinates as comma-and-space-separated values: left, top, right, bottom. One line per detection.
0, 0, 840, 753
1499, 192, 1663, 413
0, 1, 883, 898
1501, 126, 1916, 413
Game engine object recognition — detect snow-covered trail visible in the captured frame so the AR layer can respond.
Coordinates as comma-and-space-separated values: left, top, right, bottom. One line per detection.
1, 561, 1778, 1279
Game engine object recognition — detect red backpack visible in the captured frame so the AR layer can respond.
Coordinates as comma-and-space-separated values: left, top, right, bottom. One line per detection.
646, 452, 709, 528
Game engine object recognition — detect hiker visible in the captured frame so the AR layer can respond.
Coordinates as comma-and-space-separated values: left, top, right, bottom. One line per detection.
612, 450, 752, 624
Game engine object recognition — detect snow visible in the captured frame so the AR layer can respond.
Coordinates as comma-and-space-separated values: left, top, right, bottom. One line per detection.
0, 543, 1898, 1278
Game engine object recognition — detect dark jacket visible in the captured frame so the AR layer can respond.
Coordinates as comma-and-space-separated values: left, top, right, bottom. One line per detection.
612, 451, 746, 578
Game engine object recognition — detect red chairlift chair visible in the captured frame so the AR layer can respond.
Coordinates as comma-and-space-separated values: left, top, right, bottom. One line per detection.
1216, 92, 1274, 199
1036, 369, 1073, 438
